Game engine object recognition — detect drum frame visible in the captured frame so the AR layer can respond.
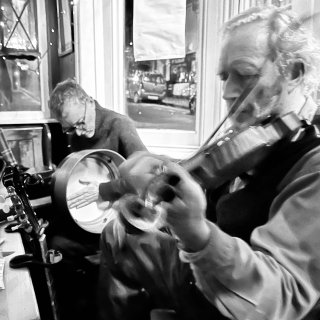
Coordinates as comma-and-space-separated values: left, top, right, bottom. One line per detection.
52, 149, 125, 234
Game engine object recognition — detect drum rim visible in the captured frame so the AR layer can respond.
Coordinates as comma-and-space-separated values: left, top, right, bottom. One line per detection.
52, 149, 125, 233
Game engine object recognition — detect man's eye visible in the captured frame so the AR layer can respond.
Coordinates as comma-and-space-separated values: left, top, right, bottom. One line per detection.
219, 72, 229, 81
239, 73, 259, 81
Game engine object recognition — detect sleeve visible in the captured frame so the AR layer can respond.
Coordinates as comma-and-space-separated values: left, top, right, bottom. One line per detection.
97, 219, 151, 320
98, 178, 136, 201
180, 155, 320, 320
116, 117, 147, 158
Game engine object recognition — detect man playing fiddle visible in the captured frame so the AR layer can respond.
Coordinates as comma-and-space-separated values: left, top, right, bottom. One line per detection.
70, 5, 320, 320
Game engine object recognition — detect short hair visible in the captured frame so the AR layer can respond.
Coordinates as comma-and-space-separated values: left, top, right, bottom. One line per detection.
49, 78, 89, 118
223, 5, 320, 95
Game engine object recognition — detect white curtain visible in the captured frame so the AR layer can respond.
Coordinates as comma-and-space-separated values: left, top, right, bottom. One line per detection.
133, 0, 186, 61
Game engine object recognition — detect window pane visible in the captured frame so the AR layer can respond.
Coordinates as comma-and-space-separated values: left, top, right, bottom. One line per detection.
0, 0, 40, 112
124, 0, 200, 130
1, 0, 38, 50
0, 57, 41, 111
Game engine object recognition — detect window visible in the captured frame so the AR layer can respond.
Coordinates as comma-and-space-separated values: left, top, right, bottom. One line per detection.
0, 0, 49, 123
124, 0, 200, 133
122, 0, 212, 157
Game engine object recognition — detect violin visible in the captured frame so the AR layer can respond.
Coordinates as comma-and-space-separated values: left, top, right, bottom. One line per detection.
119, 111, 304, 231
180, 112, 302, 190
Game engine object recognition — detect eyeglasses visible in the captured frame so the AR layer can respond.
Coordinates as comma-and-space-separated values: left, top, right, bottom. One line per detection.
62, 102, 87, 135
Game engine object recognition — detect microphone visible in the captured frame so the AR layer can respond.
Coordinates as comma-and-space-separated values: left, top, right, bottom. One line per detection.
0, 129, 18, 167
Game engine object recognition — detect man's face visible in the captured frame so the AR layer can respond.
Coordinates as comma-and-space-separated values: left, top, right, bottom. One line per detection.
218, 21, 285, 128
58, 97, 94, 138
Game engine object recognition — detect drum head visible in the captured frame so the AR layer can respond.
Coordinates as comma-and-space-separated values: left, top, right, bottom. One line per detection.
53, 149, 125, 234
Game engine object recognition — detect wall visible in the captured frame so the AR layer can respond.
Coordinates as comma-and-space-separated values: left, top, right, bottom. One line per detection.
46, 0, 75, 93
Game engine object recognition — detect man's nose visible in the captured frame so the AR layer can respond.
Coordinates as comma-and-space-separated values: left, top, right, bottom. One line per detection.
75, 127, 84, 136
222, 75, 242, 102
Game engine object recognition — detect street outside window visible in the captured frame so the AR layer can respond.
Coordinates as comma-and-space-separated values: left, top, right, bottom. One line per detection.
124, 0, 200, 130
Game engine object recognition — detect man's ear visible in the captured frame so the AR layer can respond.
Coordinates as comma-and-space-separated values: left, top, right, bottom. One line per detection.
287, 61, 304, 85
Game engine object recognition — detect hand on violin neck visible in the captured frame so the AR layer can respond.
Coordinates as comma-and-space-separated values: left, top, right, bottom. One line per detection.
116, 152, 209, 247
118, 151, 172, 197
147, 173, 181, 204
159, 162, 209, 252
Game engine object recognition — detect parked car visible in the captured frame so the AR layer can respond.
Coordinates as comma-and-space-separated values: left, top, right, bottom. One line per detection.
127, 72, 167, 103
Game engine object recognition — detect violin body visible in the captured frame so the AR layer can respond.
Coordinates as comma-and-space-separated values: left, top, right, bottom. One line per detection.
181, 112, 302, 190
124, 112, 304, 231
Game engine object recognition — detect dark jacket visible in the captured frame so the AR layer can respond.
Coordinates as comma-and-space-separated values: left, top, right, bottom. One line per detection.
69, 100, 147, 157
